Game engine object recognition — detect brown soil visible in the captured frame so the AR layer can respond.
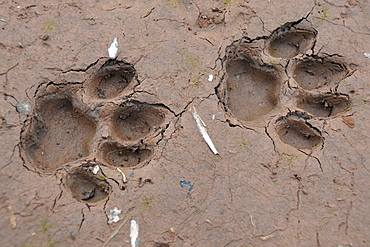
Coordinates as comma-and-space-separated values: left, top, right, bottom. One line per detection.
1, 0, 370, 246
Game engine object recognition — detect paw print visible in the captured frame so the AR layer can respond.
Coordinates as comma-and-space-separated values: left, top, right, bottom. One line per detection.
218, 18, 353, 149
20, 58, 171, 205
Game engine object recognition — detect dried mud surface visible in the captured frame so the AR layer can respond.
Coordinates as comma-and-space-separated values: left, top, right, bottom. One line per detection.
1, 0, 370, 246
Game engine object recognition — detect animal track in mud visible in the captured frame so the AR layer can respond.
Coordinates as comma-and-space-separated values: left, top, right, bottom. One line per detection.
275, 111, 323, 149
20, 59, 172, 204
65, 167, 111, 204
98, 142, 153, 168
112, 102, 167, 142
218, 18, 354, 150
296, 92, 351, 117
266, 19, 317, 59
225, 58, 281, 121
86, 59, 136, 100
291, 56, 350, 90
21, 94, 97, 171
219, 37, 282, 121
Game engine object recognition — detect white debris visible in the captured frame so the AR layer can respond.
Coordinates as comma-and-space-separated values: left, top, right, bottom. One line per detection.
117, 168, 127, 183
364, 53, 370, 58
17, 101, 32, 115
208, 74, 213, 82
108, 37, 119, 59
92, 165, 100, 174
108, 207, 121, 224
191, 106, 219, 155
260, 234, 273, 240
212, 114, 215, 120
130, 220, 139, 247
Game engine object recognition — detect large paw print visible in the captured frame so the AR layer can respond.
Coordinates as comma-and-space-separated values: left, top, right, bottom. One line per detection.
20, 59, 171, 205
218, 18, 353, 149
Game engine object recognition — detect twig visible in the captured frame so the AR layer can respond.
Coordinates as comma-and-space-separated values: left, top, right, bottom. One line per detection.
250, 214, 256, 229
102, 218, 128, 247
191, 106, 219, 155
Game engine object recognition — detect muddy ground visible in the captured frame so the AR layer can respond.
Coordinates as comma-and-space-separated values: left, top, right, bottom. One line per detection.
1, 0, 370, 246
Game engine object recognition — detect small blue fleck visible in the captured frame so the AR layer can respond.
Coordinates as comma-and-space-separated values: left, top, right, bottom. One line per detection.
180, 180, 194, 192
129, 172, 135, 177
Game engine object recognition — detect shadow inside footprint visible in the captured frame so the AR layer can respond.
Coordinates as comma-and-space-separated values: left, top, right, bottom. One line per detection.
275, 112, 323, 149
225, 59, 281, 121
297, 92, 351, 117
112, 102, 167, 141
292, 57, 349, 90
22, 96, 96, 171
87, 59, 136, 100
66, 167, 110, 204
99, 142, 152, 168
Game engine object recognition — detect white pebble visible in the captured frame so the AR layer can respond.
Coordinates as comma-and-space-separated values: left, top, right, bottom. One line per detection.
92, 165, 100, 174
108, 207, 121, 223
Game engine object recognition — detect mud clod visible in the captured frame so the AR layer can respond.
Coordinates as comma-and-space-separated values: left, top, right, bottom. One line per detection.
275, 112, 323, 149
21, 96, 96, 171
152, 243, 170, 247
196, 8, 225, 28
65, 167, 110, 204
297, 92, 351, 117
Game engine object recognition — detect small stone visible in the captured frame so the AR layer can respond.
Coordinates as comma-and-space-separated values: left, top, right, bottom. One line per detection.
17, 101, 32, 115
108, 207, 121, 223
39, 34, 49, 41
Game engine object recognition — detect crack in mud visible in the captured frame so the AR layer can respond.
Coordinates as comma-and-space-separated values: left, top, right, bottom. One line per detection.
265, 118, 277, 153
298, 149, 323, 172
0, 63, 19, 88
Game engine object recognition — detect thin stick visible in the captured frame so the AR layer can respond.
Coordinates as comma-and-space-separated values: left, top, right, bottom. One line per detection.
117, 168, 127, 183
103, 218, 128, 247
191, 106, 219, 155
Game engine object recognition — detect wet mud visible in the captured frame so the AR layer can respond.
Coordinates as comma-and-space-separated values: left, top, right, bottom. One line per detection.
1, 1, 369, 246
